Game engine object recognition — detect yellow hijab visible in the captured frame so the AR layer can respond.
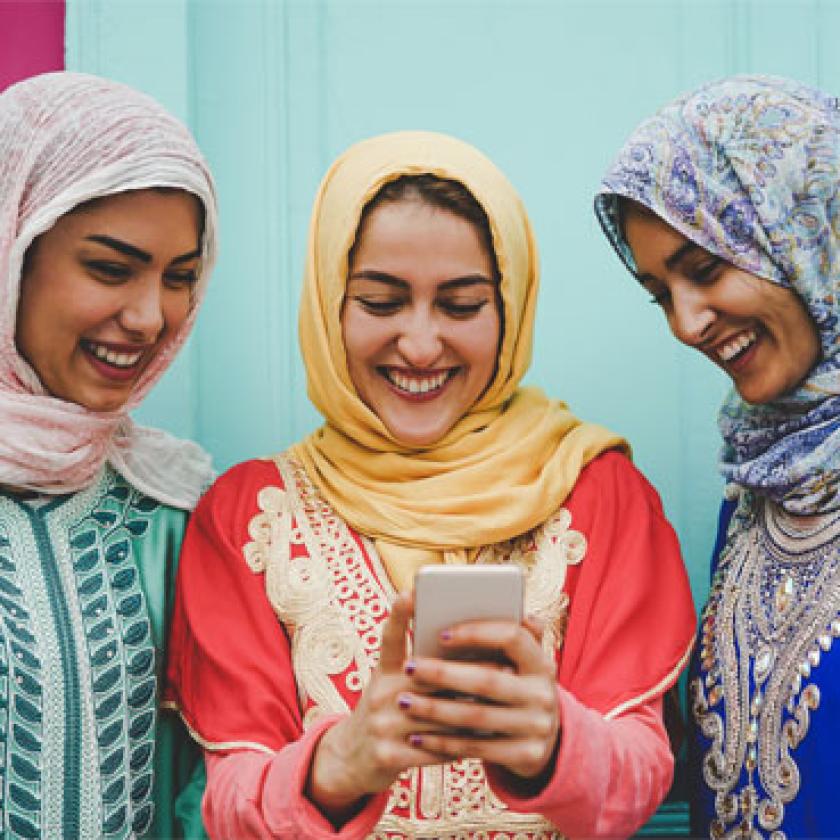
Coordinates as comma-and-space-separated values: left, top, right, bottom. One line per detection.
292, 131, 626, 590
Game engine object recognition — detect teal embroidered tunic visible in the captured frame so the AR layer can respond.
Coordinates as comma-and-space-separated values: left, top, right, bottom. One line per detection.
0, 466, 205, 839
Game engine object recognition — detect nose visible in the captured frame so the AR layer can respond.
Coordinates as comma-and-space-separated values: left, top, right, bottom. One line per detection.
669, 286, 716, 346
118, 275, 165, 340
396, 311, 444, 367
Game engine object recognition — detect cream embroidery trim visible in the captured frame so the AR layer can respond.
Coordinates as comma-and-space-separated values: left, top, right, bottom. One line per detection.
690, 496, 840, 839
243, 453, 587, 839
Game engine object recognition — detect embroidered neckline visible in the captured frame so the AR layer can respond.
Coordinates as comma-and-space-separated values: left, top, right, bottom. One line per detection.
691, 495, 840, 837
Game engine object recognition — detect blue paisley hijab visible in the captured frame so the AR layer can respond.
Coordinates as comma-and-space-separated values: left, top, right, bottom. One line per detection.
595, 74, 840, 515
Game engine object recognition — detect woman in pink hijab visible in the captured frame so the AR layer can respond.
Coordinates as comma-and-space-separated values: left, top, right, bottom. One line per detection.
0, 71, 217, 839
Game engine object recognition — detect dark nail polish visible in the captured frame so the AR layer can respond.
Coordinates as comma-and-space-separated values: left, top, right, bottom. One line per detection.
409, 734, 423, 748
405, 660, 416, 676
439, 629, 452, 641
398, 694, 411, 710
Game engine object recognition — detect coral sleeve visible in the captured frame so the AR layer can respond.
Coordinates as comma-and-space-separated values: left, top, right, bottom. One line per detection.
487, 451, 695, 836
164, 460, 391, 837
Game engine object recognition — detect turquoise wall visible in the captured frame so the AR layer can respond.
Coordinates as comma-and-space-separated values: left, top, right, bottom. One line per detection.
66, 0, 837, 611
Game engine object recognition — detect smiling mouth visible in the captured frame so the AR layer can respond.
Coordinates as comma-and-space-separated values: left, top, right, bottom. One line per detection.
715, 329, 758, 364
81, 339, 145, 370
380, 367, 457, 396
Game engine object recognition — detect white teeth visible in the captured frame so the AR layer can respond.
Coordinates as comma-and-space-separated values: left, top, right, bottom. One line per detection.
388, 370, 449, 395
718, 330, 757, 362
88, 342, 143, 369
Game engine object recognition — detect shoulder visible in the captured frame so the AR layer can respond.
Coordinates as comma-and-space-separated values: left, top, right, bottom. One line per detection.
566, 449, 667, 520
195, 456, 287, 521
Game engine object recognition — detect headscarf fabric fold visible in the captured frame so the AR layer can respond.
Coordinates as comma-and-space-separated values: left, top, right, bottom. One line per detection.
293, 131, 625, 575
0, 71, 218, 509
595, 75, 840, 515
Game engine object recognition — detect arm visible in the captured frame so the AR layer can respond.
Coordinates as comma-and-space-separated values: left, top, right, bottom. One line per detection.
488, 691, 672, 839
165, 462, 386, 839
202, 718, 386, 840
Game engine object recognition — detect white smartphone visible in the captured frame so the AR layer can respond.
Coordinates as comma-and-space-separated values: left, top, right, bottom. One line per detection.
413, 565, 524, 661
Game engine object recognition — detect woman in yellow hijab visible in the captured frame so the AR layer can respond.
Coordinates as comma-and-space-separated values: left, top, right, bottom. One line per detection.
165, 131, 695, 838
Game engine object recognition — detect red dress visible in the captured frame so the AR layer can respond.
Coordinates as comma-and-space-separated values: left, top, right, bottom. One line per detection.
165, 450, 695, 839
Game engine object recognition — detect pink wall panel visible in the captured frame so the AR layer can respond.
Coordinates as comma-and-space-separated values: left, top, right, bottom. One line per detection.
0, 1, 65, 92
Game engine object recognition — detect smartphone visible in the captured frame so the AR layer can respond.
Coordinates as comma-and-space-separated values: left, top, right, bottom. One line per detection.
413, 565, 524, 661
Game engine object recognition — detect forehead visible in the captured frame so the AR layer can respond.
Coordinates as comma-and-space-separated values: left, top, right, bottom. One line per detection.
622, 204, 689, 262
351, 199, 492, 270
50, 189, 202, 242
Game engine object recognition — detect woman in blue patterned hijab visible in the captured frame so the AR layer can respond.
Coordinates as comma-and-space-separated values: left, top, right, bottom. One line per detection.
596, 75, 840, 838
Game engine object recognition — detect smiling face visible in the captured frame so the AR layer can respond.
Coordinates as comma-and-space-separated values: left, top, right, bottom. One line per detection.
622, 202, 820, 404
341, 197, 501, 447
16, 188, 202, 412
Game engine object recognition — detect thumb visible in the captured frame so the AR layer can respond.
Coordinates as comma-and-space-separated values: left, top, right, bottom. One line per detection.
378, 594, 413, 672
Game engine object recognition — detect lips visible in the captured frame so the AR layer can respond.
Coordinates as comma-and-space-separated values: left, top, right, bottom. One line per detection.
80, 338, 148, 381
713, 328, 758, 364
380, 366, 457, 396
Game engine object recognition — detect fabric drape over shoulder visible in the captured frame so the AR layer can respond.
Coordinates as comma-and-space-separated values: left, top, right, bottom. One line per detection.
595, 74, 840, 515
0, 71, 217, 509
293, 131, 626, 573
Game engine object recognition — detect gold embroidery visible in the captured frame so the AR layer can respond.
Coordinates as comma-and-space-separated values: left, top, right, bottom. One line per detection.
691, 496, 840, 838
246, 453, 585, 838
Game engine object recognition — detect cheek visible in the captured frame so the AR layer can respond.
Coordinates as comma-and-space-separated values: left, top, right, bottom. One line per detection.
465, 310, 502, 372
162, 292, 194, 336
341, 309, 387, 372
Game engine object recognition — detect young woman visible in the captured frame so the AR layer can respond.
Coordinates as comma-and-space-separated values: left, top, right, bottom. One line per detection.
0, 71, 217, 838
167, 130, 694, 839
596, 74, 840, 839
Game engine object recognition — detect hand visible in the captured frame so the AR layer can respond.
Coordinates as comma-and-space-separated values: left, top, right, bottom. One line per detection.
306, 594, 447, 818
398, 617, 560, 780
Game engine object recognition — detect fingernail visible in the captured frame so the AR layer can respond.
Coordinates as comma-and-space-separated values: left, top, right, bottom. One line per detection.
405, 660, 416, 676
439, 629, 452, 641
398, 694, 411, 710
409, 734, 423, 748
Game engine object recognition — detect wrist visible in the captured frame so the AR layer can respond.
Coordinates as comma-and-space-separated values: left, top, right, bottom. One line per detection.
306, 721, 367, 822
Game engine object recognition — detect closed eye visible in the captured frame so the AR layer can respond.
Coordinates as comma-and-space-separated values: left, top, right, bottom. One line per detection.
86, 260, 131, 281
691, 256, 724, 284
164, 269, 198, 289
439, 299, 489, 317
353, 296, 404, 315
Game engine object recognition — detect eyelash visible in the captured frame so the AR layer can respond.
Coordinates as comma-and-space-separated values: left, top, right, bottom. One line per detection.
692, 257, 722, 283
354, 297, 489, 317
648, 257, 723, 307
164, 270, 198, 289
85, 261, 197, 289
86, 260, 130, 281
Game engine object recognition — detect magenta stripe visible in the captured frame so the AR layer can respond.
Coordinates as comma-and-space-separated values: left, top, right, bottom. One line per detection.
0, 1, 65, 92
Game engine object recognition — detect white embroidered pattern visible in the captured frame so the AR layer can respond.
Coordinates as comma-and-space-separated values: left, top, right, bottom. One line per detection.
690, 495, 840, 839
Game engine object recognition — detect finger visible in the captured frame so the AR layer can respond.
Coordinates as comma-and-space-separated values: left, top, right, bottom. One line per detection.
522, 614, 546, 643
406, 732, 555, 779
398, 691, 556, 740
438, 620, 551, 676
409, 658, 556, 708
379, 595, 413, 672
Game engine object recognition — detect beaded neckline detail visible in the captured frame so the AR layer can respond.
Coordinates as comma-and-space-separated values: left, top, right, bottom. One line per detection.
690, 496, 840, 838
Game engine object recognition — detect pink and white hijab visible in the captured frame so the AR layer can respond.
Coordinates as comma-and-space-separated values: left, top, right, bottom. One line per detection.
0, 72, 217, 509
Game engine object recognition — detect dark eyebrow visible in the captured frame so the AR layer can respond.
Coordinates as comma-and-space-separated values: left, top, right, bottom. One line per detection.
634, 240, 704, 287
347, 270, 409, 289
438, 274, 497, 291
85, 235, 200, 266
347, 270, 495, 290
664, 240, 702, 271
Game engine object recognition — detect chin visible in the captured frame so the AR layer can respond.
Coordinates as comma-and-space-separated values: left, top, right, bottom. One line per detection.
387, 424, 450, 448
734, 382, 783, 406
